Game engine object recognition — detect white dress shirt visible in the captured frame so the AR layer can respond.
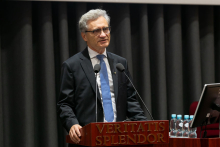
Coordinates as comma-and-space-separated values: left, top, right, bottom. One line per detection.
88, 47, 117, 122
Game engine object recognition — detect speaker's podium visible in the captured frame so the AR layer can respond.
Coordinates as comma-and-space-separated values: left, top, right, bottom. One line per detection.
66, 120, 169, 147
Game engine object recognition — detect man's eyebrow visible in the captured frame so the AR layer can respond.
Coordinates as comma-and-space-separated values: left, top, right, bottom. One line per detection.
93, 28, 101, 30
93, 26, 109, 30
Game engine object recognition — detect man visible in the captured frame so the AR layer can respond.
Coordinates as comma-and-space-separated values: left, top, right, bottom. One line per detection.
57, 9, 147, 146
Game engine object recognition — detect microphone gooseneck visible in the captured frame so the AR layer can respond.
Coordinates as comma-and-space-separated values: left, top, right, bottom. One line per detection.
116, 63, 154, 120
93, 64, 101, 122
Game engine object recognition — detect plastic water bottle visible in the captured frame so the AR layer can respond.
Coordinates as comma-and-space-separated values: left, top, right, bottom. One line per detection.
176, 114, 183, 137
189, 115, 197, 138
170, 114, 177, 137
183, 115, 189, 137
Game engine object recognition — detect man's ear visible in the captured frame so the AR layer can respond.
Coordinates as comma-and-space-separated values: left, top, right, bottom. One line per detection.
81, 32, 87, 41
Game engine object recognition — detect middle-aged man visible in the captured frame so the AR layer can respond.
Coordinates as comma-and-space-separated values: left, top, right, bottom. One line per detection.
57, 9, 147, 147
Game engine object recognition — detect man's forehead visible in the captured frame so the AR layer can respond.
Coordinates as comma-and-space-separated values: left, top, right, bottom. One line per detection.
87, 16, 108, 28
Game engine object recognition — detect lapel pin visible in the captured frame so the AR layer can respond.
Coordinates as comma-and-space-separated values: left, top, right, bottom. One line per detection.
114, 72, 116, 74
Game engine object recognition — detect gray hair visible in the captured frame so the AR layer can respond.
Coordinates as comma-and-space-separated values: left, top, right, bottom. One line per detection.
79, 9, 110, 32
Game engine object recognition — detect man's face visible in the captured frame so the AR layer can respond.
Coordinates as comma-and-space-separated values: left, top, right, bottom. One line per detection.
81, 16, 110, 53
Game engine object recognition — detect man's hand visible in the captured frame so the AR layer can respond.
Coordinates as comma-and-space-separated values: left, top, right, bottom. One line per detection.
69, 124, 82, 144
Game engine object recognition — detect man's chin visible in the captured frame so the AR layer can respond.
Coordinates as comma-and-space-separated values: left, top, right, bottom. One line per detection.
99, 42, 109, 48
92, 44, 107, 49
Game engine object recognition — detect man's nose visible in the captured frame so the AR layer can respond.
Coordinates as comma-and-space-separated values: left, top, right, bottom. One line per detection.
99, 30, 107, 37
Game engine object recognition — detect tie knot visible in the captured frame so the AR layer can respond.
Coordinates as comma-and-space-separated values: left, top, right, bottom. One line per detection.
96, 54, 105, 61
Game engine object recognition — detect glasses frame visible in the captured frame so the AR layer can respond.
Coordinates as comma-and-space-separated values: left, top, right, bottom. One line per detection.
85, 27, 111, 36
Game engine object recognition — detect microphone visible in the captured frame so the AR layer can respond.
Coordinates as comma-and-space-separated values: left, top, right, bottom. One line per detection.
93, 64, 101, 122
116, 63, 125, 72
116, 63, 154, 120
94, 64, 101, 73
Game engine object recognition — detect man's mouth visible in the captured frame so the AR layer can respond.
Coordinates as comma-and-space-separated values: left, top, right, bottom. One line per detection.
99, 39, 107, 42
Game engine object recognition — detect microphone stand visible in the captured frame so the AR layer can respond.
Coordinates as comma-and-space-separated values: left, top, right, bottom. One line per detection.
93, 64, 101, 123
123, 72, 154, 120
95, 73, 98, 122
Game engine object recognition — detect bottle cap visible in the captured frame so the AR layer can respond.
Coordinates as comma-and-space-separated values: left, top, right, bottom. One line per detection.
177, 114, 182, 119
184, 115, 189, 119
171, 114, 176, 118
190, 115, 194, 119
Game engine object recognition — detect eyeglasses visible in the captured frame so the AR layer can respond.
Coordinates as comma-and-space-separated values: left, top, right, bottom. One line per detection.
85, 27, 111, 36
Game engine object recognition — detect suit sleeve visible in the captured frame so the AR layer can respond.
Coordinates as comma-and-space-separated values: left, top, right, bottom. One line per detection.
57, 62, 79, 132
124, 61, 148, 121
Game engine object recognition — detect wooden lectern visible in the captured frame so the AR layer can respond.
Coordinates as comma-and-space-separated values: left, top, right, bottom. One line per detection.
66, 120, 169, 147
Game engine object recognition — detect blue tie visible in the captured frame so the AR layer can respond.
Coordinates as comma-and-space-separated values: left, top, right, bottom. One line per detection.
96, 55, 114, 122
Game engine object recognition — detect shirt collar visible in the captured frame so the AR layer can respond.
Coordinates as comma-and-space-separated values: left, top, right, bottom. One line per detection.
88, 46, 107, 59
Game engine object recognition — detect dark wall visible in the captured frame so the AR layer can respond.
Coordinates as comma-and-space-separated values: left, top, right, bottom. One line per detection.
0, 2, 220, 147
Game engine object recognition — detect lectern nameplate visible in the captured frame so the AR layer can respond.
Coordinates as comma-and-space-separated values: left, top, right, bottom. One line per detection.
66, 120, 169, 146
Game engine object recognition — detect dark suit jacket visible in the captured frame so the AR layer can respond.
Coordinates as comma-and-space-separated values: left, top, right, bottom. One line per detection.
57, 48, 147, 146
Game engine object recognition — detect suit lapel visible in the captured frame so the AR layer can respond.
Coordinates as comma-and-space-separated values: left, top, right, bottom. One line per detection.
107, 52, 118, 104
79, 48, 101, 101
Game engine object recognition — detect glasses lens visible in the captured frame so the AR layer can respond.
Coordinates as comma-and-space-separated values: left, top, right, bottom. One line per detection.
92, 27, 111, 36
94, 29, 101, 36
105, 27, 111, 33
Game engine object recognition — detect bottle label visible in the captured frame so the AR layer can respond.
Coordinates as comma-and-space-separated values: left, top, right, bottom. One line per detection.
184, 123, 189, 128
179, 122, 183, 127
